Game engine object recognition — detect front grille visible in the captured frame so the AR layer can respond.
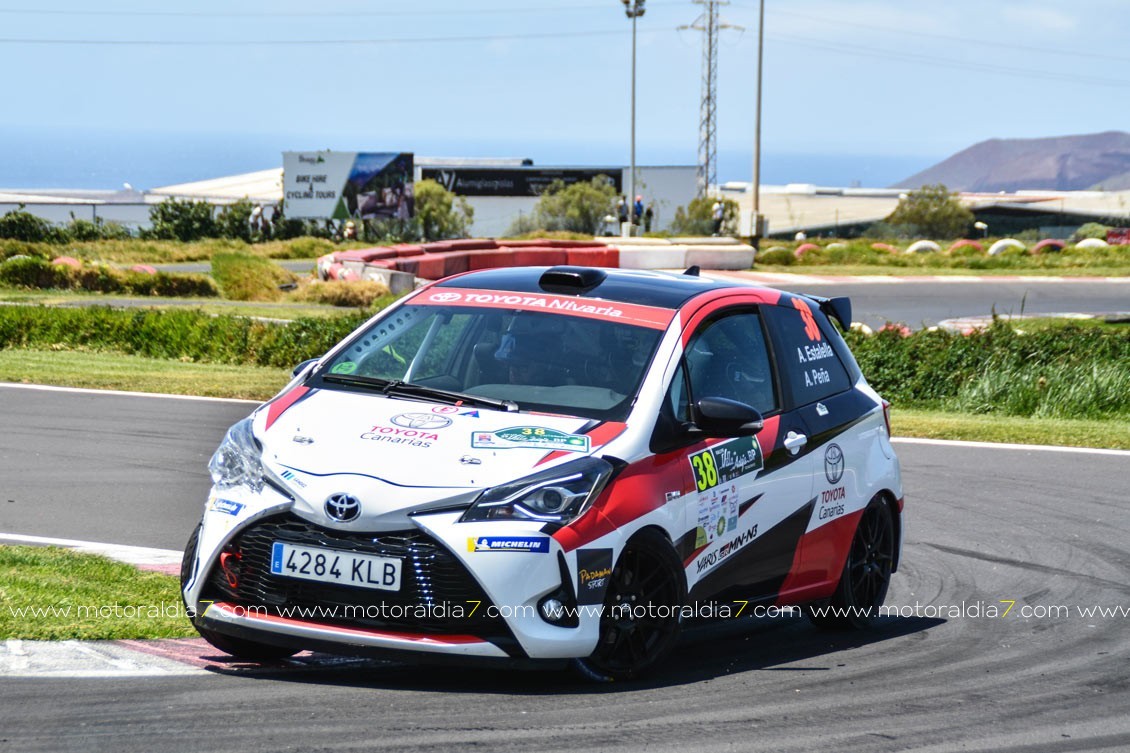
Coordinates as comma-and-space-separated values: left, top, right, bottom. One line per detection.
202, 513, 509, 638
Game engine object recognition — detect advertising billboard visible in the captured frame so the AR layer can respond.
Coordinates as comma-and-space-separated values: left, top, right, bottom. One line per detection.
283, 151, 414, 220
420, 167, 621, 197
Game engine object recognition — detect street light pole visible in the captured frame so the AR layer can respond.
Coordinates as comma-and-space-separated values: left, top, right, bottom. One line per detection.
622, 0, 645, 236
751, 0, 764, 249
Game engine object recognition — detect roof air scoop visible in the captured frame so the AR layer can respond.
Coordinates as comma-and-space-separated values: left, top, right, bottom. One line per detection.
539, 266, 606, 294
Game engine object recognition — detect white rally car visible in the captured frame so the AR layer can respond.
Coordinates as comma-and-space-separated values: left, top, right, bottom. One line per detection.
182, 265, 903, 680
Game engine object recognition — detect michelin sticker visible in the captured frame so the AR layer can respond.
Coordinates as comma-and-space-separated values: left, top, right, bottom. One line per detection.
471, 427, 590, 453
467, 536, 550, 553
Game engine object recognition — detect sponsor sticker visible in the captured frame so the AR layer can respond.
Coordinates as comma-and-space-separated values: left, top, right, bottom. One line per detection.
279, 469, 307, 488
391, 413, 453, 430
467, 536, 550, 553
210, 499, 244, 516
330, 361, 358, 375
688, 436, 763, 493
576, 549, 614, 605
471, 427, 590, 453
413, 287, 675, 330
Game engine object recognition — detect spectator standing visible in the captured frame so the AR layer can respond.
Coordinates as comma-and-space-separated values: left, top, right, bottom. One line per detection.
616, 195, 629, 224
643, 202, 655, 233
711, 200, 724, 236
633, 195, 644, 224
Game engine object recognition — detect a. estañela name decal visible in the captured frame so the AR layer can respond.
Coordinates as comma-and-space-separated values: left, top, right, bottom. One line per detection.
471, 426, 590, 453
689, 436, 764, 492
467, 536, 550, 553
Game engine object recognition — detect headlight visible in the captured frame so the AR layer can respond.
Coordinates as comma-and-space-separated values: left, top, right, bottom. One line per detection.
460, 456, 614, 525
208, 418, 265, 493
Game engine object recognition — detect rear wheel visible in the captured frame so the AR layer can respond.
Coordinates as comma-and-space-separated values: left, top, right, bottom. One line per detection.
807, 496, 895, 630
181, 524, 299, 661
572, 529, 686, 682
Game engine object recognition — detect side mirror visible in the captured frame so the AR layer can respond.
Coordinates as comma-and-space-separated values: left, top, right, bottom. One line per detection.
292, 358, 319, 378
692, 397, 764, 437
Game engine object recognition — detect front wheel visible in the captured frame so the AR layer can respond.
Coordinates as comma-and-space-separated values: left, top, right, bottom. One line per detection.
572, 529, 686, 682
807, 496, 895, 630
181, 523, 300, 661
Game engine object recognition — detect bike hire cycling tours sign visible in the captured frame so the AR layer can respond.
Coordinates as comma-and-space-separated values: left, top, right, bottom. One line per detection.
283, 151, 414, 221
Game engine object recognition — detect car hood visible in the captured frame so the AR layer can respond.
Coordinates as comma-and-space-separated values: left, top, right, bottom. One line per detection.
256, 386, 605, 491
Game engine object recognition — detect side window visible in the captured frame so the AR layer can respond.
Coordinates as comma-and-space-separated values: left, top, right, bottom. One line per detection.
684, 310, 777, 415
763, 298, 851, 405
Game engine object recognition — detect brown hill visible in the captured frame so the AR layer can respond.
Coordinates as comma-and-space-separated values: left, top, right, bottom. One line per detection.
893, 131, 1130, 192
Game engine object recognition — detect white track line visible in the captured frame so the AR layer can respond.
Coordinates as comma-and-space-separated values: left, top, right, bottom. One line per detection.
892, 437, 1130, 457
0, 533, 181, 566
0, 382, 259, 404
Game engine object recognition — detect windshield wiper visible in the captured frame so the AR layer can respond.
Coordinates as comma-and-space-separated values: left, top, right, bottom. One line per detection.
321, 374, 519, 412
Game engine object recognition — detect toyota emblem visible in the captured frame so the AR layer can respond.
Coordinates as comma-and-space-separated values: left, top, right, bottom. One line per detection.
324, 493, 361, 522
391, 413, 453, 430
824, 444, 845, 485
429, 291, 462, 303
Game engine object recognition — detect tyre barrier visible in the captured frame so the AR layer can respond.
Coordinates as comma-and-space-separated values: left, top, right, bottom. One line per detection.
1031, 239, 1066, 254
317, 237, 750, 282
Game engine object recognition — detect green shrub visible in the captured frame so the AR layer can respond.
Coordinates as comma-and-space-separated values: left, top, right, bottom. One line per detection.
846, 322, 1130, 418
145, 198, 217, 242
277, 237, 336, 259
65, 216, 132, 242
755, 248, 794, 265
211, 253, 296, 301
0, 209, 69, 243
1072, 222, 1109, 242
294, 279, 391, 308
0, 256, 218, 297
0, 257, 73, 288
215, 199, 255, 243
671, 196, 740, 237
0, 306, 368, 368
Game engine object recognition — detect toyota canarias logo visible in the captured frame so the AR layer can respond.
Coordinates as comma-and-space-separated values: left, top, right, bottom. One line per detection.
429, 291, 462, 304
824, 444, 845, 485
391, 413, 453, 430
324, 493, 361, 522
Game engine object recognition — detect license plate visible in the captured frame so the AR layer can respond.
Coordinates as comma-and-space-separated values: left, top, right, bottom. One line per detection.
269, 542, 401, 591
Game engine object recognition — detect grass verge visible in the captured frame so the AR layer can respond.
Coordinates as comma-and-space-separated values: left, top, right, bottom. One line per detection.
0, 546, 195, 640
892, 408, 1130, 450
0, 348, 289, 400
751, 264, 1130, 277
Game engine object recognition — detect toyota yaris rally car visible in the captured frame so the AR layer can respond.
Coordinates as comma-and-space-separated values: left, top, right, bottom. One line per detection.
182, 265, 903, 679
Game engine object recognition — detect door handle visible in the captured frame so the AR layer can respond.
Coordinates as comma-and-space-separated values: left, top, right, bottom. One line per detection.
783, 431, 808, 455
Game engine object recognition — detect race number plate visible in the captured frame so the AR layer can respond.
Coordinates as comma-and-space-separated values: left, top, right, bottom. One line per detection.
269, 542, 401, 591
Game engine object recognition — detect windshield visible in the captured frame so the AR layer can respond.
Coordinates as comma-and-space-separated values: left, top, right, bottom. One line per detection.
315, 296, 668, 421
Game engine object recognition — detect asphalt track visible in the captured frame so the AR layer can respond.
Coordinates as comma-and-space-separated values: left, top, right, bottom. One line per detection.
2, 385, 1129, 752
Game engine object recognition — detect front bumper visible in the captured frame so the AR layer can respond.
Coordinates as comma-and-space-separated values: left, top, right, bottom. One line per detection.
185, 492, 619, 661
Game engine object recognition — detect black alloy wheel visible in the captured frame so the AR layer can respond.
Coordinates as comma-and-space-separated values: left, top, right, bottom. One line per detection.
573, 529, 686, 681
807, 496, 895, 630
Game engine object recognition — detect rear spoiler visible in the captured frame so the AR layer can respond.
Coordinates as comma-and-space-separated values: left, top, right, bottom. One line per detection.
802, 294, 852, 331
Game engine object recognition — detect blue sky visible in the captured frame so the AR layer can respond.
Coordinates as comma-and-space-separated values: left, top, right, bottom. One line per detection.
1, 0, 1128, 189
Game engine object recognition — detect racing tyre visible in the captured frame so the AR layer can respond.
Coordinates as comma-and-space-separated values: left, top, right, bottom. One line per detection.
807, 496, 895, 630
181, 524, 299, 661
572, 529, 686, 682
